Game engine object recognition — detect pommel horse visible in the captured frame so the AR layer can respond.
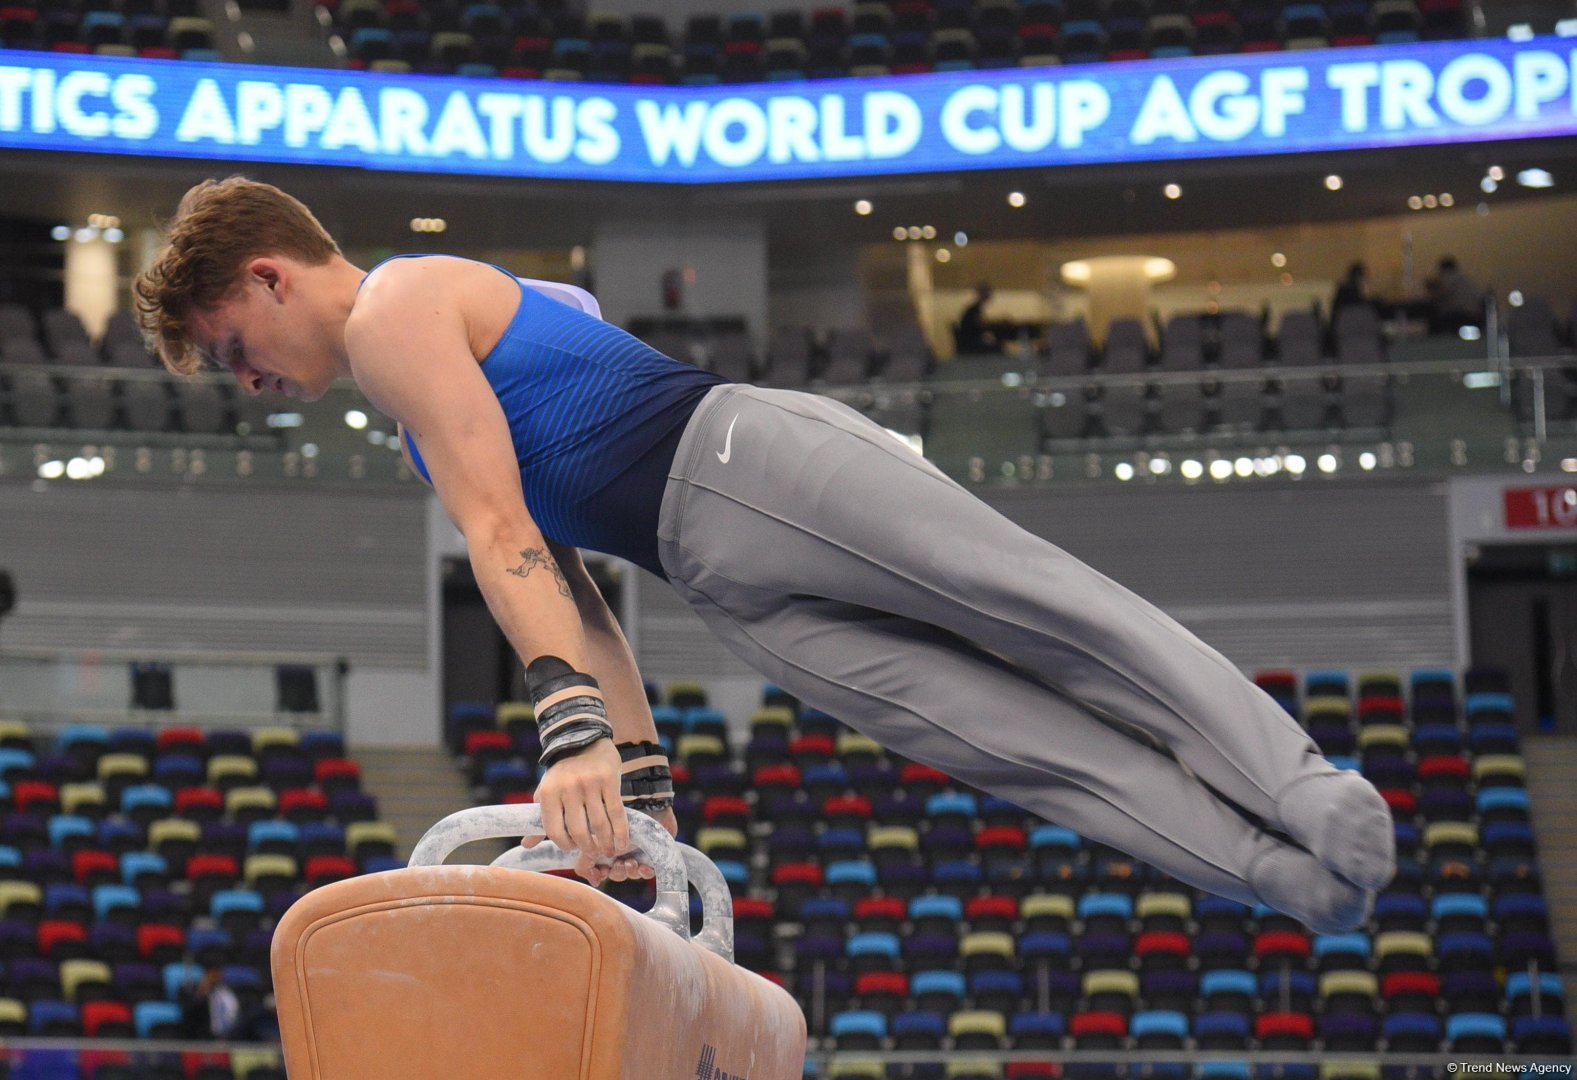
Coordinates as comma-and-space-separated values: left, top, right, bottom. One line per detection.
271, 805, 807, 1078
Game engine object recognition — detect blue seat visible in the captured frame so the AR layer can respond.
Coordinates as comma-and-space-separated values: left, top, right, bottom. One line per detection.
815, 827, 866, 856
1200, 970, 1257, 1000
56, 725, 108, 756
27, 999, 78, 1035
91, 884, 140, 922
1412, 723, 1462, 754
43, 883, 89, 917
826, 860, 877, 888
1382, 1012, 1443, 1042
0, 845, 19, 872
908, 895, 962, 922
800, 897, 851, 924
846, 932, 899, 961
248, 819, 301, 852
1131, 1009, 1188, 1040
968, 969, 1023, 1001
911, 970, 966, 1000
682, 706, 728, 734
301, 821, 347, 852
162, 961, 202, 1002
1432, 893, 1488, 922
1194, 1011, 1252, 1040
713, 860, 749, 888
801, 763, 847, 791
211, 888, 265, 920
1077, 893, 1132, 922
1464, 691, 1514, 718
153, 754, 204, 787
221, 963, 263, 989
1512, 1015, 1572, 1051
1305, 670, 1349, 696
120, 851, 166, 886
1009, 1011, 1065, 1039
1325, 754, 1360, 772
1195, 895, 1252, 921
924, 791, 977, 820
1312, 933, 1370, 962
97, 819, 142, 852
134, 999, 183, 1038
0, 748, 37, 778
1506, 972, 1563, 1005
1028, 825, 1079, 850
1258, 969, 1314, 1003
120, 784, 171, 817
1446, 1011, 1507, 1044
48, 814, 95, 849
1196, 1066, 1251, 1080
829, 1010, 886, 1040
892, 1009, 946, 1040
300, 730, 346, 759
930, 860, 980, 888
1018, 932, 1070, 961
1477, 787, 1529, 817
187, 926, 233, 962
1483, 821, 1535, 853
1494, 893, 1549, 927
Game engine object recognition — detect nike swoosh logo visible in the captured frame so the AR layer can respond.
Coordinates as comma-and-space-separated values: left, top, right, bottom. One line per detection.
716, 414, 739, 464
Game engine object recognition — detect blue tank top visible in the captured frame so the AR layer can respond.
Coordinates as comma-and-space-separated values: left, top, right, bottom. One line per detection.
373, 256, 727, 578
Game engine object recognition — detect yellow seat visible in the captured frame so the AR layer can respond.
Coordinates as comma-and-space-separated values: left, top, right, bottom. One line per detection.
1374, 931, 1433, 963
148, 818, 201, 850
230, 1049, 284, 1080
61, 782, 107, 817
347, 821, 398, 855
695, 828, 748, 856
0, 996, 24, 1024
496, 702, 535, 729
945, 1064, 1002, 1080
368, 59, 412, 73
676, 734, 725, 762
1321, 1065, 1381, 1080
1136, 892, 1191, 922
750, 708, 794, 733
1423, 821, 1479, 849
97, 753, 148, 782
252, 728, 300, 753
227, 786, 277, 817
866, 826, 919, 853
245, 854, 298, 887
1083, 969, 1140, 998
834, 733, 882, 758
60, 959, 111, 1003
1319, 970, 1379, 1000
1021, 894, 1076, 921
0, 881, 42, 917
1472, 754, 1526, 783
959, 932, 1015, 963
666, 681, 706, 705
946, 1009, 1007, 1040
828, 1061, 885, 1080
1304, 698, 1352, 721
1356, 725, 1408, 752
208, 755, 258, 785
0, 719, 28, 745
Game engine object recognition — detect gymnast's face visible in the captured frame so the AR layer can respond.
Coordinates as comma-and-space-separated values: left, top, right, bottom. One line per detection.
189, 258, 338, 403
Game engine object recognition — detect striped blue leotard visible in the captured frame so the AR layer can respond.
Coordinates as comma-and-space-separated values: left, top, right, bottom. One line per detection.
376, 257, 727, 578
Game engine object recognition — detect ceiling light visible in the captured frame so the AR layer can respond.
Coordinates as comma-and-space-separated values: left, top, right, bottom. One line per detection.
344, 409, 369, 430
1509, 290, 1525, 307
1518, 168, 1555, 188
1324, 174, 1343, 191
907, 225, 923, 239
920, 225, 936, 239
1285, 454, 1306, 476
954, 231, 968, 246
1114, 462, 1134, 481
1180, 459, 1203, 480
1423, 194, 1438, 208
74, 227, 97, 243
1209, 459, 1233, 481
1439, 192, 1455, 207
1007, 191, 1026, 208
1271, 252, 1287, 268
1481, 177, 1499, 193
50, 226, 69, 242
1359, 451, 1377, 470
1163, 183, 1182, 200
409, 217, 447, 233
892, 226, 907, 240
1488, 165, 1505, 181
103, 228, 123, 243
854, 199, 872, 215
935, 248, 951, 263
1317, 453, 1339, 473
1234, 457, 1254, 478
1149, 456, 1171, 475
37, 460, 64, 480
1408, 196, 1424, 210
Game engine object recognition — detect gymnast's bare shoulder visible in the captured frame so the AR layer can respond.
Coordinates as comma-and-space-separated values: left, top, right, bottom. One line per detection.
346, 255, 520, 372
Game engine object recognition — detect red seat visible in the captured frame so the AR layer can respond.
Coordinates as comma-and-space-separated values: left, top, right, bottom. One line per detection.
175, 786, 225, 815
1254, 931, 1311, 961
306, 855, 357, 886
1380, 788, 1417, 814
81, 1000, 132, 1036
821, 795, 871, 822
464, 731, 511, 756
157, 727, 205, 752
1359, 695, 1406, 721
315, 758, 361, 785
1418, 754, 1470, 782
751, 764, 801, 791
137, 923, 185, 960
1381, 971, 1441, 999
965, 896, 1019, 923
769, 863, 822, 887
898, 763, 949, 788
788, 735, 834, 762
854, 971, 907, 998
501, 791, 534, 804
702, 796, 751, 825
853, 896, 905, 923
37, 919, 87, 956
183, 1051, 231, 1080
1135, 931, 1191, 959
186, 854, 240, 883
1255, 1012, 1315, 1040
1254, 670, 1298, 695
280, 788, 330, 821
1070, 1011, 1126, 1038
1006, 1066, 1059, 1079
733, 898, 774, 924
13, 780, 59, 813
72, 849, 119, 885
975, 826, 1027, 853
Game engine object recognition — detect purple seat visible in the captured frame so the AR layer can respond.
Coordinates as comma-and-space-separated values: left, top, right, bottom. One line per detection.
5, 814, 48, 849
1195, 929, 1251, 968
0, 919, 35, 957
1498, 931, 1557, 969
199, 822, 246, 860
10, 957, 60, 1000
111, 961, 162, 1002
88, 922, 137, 963
327, 790, 378, 823
24, 849, 69, 884
902, 932, 959, 967
1320, 1011, 1379, 1050
140, 889, 192, 926
1141, 970, 1197, 1011
261, 757, 312, 790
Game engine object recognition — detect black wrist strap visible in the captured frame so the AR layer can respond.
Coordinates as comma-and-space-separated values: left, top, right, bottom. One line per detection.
528, 656, 614, 768
617, 741, 674, 813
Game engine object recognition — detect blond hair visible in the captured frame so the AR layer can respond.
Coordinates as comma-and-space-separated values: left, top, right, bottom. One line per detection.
132, 177, 340, 375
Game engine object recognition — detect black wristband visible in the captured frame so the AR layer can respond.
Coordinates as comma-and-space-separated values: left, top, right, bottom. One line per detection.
528, 656, 614, 768
617, 741, 674, 814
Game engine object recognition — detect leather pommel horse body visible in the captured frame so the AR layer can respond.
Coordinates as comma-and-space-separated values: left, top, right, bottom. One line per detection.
271, 806, 807, 1079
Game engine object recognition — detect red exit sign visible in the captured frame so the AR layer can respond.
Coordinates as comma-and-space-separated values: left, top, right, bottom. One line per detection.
1505, 486, 1577, 529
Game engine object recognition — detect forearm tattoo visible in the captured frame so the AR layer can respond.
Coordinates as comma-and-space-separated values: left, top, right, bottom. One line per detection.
506, 546, 571, 598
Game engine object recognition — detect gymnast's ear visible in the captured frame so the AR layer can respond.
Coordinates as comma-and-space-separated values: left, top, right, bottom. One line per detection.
243, 257, 287, 299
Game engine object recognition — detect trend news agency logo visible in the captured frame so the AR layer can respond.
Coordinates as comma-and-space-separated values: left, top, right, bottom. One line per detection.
695, 1043, 746, 1080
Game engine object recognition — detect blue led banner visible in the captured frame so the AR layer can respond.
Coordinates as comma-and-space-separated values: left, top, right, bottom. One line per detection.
1, 37, 1574, 182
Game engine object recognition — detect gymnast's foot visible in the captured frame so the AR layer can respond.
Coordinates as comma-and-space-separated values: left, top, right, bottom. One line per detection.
1247, 840, 1374, 934
1275, 768, 1397, 892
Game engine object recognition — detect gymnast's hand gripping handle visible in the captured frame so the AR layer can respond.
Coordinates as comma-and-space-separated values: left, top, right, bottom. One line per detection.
490, 837, 735, 964
407, 804, 691, 944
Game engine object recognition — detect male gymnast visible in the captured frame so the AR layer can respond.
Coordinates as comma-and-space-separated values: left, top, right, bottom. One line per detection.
135, 178, 1393, 932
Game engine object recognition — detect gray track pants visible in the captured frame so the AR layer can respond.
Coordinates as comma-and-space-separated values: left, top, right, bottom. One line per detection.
656, 383, 1338, 905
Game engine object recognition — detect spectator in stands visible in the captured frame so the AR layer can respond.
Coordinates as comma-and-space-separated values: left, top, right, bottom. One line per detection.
133, 178, 1395, 936
1331, 262, 1368, 318
953, 283, 999, 355
180, 965, 239, 1039
1427, 256, 1484, 333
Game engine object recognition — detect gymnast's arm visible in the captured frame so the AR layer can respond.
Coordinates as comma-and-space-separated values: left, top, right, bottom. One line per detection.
345, 260, 627, 860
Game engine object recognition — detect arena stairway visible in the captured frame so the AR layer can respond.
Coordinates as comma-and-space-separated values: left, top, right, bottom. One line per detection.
1523, 733, 1577, 1025
353, 747, 505, 864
